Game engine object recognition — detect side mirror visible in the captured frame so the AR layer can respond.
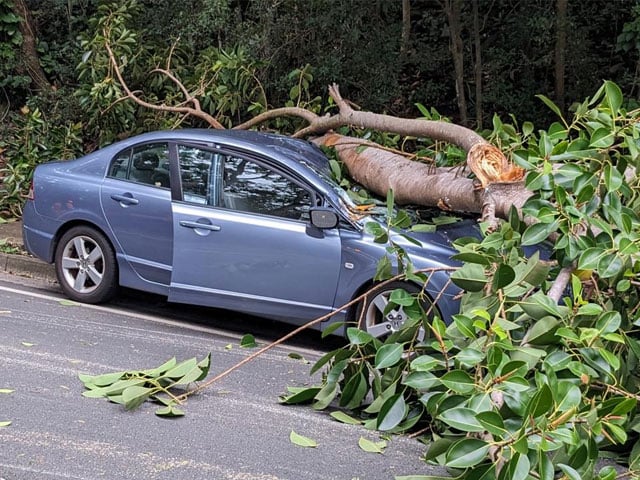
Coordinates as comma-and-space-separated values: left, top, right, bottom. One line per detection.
310, 208, 339, 229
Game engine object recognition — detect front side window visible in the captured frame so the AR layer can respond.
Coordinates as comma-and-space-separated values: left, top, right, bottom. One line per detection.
223, 156, 311, 221
108, 143, 170, 188
177, 145, 312, 221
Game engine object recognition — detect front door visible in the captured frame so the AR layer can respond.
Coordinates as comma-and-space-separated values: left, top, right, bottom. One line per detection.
168, 145, 341, 323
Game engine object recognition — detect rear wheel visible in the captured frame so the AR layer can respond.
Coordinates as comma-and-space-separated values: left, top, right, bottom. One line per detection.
354, 281, 431, 340
55, 226, 118, 304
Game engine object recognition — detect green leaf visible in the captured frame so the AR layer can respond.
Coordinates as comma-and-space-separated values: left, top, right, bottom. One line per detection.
555, 382, 582, 412
121, 385, 153, 411
280, 386, 321, 404
597, 311, 621, 334
389, 289, 415, 307
437, 407, 484, 432
375, 343, 404, 369
340, 372, 368, 410
440, 370, 475, 394
604, 80, 623, 114
403, 371, 439, 391
578, 247, 608, 270
521, 316, 559, 345
321, 321, 345, 338
386, 189, 395, 217
536, 94, 564, 119
330, 411, 362, 425
143, 357, 177, 377
79, 371, 126, 388
558, 464, 582, 480
377, 393, 407, 431
410, 224, 436, 233
525, 383, 553, 418
604, 164, 623, 191
476, 411, 508, 438
58, 299, 79, 306
424, 438, 454, 462
520, 291, 564, 319
445, 439, 491, 469
347, 327, 375, 345
589, 128, 615, 148
0, 421, 11, 427
451, 263, 487, 292
359, 436, 386, 454
503, 454, 531, 480
364, 382, 398, 414
454, 348, 485, 368
492, 264, 515, 291
0, 389, 15, 394
155, 405, 184, 417
598, 254, 624, 279
522, 222, 556, 246
290, 430, 318, 448
313, 382, 338, 410
240, 333, 258, 348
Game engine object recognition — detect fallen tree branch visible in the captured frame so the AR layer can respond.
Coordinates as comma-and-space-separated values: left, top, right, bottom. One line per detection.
104, 32, 225, 129
315, 133, 532, 218
177, 266, 456, 401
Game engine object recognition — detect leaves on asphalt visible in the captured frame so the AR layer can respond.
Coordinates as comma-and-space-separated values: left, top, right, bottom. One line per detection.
79, 353, 211, 417
239, 334, 258, 348
358, 437, 387, 454
289, 430, 318, 448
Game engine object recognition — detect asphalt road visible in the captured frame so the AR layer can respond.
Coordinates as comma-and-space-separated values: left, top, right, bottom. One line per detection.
0, 272, 444, 480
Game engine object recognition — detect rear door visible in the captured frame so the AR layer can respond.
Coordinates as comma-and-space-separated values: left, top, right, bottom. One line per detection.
168, 144, 342, 323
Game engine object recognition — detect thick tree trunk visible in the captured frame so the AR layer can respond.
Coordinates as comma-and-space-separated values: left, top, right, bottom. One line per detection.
472, 0, 483, 129
443, 0, 468, 125
315, 133, 532, 219
554, 0, 568, 112
12, 0, 50, 91
401, 0, 411, 56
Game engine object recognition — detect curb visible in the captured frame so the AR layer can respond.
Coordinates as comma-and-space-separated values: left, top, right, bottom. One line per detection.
0, 252, 57, 283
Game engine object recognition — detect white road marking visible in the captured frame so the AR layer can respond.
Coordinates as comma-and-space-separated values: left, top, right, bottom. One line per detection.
0, 284, 323, 359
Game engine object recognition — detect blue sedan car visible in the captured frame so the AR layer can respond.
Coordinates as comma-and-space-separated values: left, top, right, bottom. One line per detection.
22, 129, 471, 337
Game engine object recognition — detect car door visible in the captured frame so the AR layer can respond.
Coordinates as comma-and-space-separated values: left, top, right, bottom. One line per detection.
100, 142, 173, 286
168, 144, 342, 323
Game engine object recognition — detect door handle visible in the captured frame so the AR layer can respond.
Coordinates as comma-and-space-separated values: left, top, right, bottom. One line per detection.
179, 220, 221, 231
110, 194, 139, 206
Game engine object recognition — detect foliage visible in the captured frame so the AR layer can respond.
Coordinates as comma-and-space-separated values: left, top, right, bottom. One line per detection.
79, 354, 211, 417
0, 105, 83, 217
0, 0, 27, 91
282, 82, 640, 478
75, 0, 142, 144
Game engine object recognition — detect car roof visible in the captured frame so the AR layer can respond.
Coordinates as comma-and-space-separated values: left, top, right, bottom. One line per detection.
116, 128, 332, 175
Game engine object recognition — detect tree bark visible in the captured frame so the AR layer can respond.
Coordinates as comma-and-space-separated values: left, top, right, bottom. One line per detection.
442, 0, 468, 125
401, 0, 411, 56
554, 0, 568, 113
472, 0, 483, 129
314, 133, 532, 219
11, 0, 50, 91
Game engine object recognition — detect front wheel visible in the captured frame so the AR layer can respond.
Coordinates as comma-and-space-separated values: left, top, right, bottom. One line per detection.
55, 226, 118, 304
354, 281, 432, 340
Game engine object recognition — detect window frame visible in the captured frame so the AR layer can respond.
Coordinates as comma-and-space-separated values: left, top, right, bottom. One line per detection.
174, 142, 320, 222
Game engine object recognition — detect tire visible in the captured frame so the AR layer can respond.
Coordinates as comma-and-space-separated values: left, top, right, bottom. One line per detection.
354, 281, 432, 340
54, 226, 118, 304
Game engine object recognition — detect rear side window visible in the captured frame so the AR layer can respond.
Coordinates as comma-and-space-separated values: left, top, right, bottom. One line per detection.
108, 143, 170, 188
